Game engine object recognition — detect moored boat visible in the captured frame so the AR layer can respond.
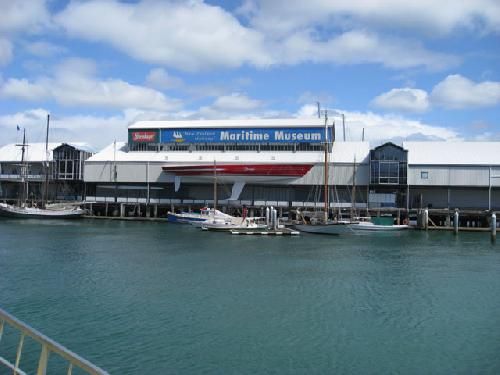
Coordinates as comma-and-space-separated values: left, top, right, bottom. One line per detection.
167, 207, 233, 224
202, 217, 267, 232
0, 202, 85, 219
0, 118, 86, 220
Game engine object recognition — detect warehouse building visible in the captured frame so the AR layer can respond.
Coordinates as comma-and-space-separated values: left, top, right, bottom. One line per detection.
0, 142, 94, 202
82, 118, 500, 214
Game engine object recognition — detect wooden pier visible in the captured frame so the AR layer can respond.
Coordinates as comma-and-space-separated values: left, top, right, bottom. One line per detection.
230, 228, 300, 236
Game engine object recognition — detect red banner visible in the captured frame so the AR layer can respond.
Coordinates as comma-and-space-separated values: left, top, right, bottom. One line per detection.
132, 131, 157, 142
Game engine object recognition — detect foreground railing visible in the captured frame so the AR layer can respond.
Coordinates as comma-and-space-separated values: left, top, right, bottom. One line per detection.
0, 307, 109, 375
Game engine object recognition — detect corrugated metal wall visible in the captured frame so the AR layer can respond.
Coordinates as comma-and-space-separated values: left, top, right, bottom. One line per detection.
409, 187, 500, 209
409, 166, 500, 187
85, 161, 370, 187
297, 164, 369, 186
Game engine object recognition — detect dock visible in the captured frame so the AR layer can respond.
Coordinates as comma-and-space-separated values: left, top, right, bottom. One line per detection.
230, 228, 300, 236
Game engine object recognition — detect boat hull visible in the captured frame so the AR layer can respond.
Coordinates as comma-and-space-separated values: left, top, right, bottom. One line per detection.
163, 163, 313, 177
294, 222, 353, 235
202, 223, 268, 232
294, 222, 409, 234
167, 208, 233, 224
0, 203, 85, 219
167, 212, 207, 224
352, 223, 409, 231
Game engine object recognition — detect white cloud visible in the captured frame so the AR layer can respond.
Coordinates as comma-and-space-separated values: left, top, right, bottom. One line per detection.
146, 68, 183, 90
0, 77, 49, 100
431, 74, 500, 109
275, 30, 458, 70
0, 0, 50, 34
52, 0, 458, 72
54, 0, 272, 71
241, 0, 500, 36
0, 58, 181, 111
0, 38, 13, 66
0, 108, 148, 149
24, 40, 66, 57
372, 88, 430, 113
212, 93, 262, 111
295, 104, 460, 144
372, 74, 500, 112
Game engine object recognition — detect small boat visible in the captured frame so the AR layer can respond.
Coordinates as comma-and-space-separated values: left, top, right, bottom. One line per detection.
350, 221, 409, 232
167, 207, 233, 224
202, 217, 267, 232
294, 217, 409, 234
0, 202, 85, 219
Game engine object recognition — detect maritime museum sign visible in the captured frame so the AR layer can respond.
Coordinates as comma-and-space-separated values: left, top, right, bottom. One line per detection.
160, 127, 327, 144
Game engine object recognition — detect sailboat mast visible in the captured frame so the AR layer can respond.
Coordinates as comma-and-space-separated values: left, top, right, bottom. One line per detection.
43, 114, 50, 208
323, 112, 329, 223
20, 128, 27, 206
351, 156, 357, 221
213, 160, 217, 212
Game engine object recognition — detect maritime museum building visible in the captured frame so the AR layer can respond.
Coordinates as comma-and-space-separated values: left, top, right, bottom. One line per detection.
83, 118, 500, 212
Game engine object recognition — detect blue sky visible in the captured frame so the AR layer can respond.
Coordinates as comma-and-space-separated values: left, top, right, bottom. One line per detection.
0, 0, 499, 149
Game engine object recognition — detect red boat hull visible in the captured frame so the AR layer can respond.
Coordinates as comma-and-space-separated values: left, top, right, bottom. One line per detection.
162, 164, 313, 177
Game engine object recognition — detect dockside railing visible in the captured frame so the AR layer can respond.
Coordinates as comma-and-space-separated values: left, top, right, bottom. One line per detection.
0, 307, 109, 375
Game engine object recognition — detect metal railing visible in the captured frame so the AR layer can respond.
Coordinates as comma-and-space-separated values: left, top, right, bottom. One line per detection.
0, 307, 109, 375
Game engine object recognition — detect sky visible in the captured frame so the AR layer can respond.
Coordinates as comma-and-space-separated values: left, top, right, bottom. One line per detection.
0, 0, 499, 150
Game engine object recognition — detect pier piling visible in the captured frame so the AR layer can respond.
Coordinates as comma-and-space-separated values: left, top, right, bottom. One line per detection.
492, 212, 497, 242
454, 210, 459, 235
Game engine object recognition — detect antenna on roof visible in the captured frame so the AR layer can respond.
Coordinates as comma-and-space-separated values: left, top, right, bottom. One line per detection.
342, 114, 346, 142
362, 128, 365, 142
316, 102, 321, 119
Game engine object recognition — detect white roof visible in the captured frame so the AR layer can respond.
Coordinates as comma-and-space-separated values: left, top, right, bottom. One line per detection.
404, 142, 500, 166
0, 142, 94, 162
128, 118, 326, 129
87, 141, 370, 164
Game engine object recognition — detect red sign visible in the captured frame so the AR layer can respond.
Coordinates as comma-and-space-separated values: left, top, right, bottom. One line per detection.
132, 131, 157, 142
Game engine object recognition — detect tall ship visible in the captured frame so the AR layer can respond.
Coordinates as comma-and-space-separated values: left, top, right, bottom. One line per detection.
0, 115, 86, 219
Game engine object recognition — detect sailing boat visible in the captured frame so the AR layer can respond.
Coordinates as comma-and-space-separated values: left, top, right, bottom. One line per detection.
200, 160, 266, 231
293, 113, 354, 234
294, 119, 408, 234
0, 115, 85, 219
167, 160, 234, 224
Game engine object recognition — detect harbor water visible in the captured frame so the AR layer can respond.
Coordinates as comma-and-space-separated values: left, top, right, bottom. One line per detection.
1, 219, 500, 374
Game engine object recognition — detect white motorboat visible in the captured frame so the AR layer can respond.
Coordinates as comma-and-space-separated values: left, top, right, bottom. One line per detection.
202, 217, 267, 232
167, 207, 233, 224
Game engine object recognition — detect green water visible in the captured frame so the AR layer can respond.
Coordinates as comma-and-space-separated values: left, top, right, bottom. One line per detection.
1, 219, 500, 374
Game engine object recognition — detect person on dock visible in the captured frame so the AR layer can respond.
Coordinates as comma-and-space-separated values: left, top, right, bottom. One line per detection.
242, 205, 248, 221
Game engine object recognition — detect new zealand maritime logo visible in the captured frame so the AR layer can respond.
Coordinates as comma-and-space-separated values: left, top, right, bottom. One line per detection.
173, 131, 184, 143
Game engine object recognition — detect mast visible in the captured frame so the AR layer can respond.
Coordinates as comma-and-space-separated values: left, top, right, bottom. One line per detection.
213, 159, 217, 212
323, 111, 329, 223
350, 156, 357, 221
42, 114, 50, 208
20, 128, 27, 207
113, 140, 118, 203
